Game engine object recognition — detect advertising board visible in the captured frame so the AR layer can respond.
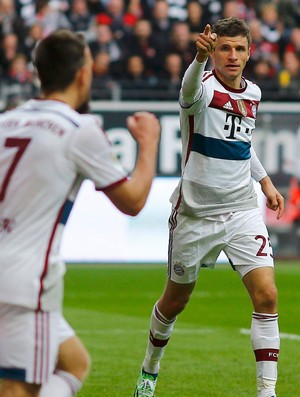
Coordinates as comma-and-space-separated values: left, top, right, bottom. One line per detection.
61, 102, 300, 261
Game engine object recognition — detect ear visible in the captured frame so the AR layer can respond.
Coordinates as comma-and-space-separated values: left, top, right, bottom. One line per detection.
76, 65, 87, 87
246, 47, 251, 61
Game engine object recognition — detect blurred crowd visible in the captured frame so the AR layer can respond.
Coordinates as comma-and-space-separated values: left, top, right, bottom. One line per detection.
1, 0, 300, 107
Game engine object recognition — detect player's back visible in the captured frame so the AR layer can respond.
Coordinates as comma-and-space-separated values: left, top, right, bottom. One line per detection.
0, 99, 84, 310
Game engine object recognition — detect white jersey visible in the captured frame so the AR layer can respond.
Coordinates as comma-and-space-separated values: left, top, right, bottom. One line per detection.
170, 67, 263, 217
0, 99, 128, 311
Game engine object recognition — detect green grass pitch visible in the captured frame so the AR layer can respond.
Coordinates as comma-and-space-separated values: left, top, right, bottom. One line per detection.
63, 261, 300, 397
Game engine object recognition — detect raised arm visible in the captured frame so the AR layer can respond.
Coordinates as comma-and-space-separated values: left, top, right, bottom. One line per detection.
195, 24, 217, 63
181, 24, 217, 105
104, 111, 161, 216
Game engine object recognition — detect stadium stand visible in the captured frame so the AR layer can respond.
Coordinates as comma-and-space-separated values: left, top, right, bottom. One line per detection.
0, 0, 300, 108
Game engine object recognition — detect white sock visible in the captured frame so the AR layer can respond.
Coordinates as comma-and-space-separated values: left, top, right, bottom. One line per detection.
39, 370, 82, 397
142, 303, 176, 374
251, 312, 279, 397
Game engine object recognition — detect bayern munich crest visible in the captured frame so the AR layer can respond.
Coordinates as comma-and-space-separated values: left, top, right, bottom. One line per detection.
173, 262, 185, 276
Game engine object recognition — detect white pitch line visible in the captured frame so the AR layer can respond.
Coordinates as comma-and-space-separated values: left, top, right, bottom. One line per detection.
240, 328, 300, 341
76, 328, 216, 335
76, 327, 300, 340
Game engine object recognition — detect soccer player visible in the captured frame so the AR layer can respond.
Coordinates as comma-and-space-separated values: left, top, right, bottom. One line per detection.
133, 17, 284, 397
0, 29, 161, 397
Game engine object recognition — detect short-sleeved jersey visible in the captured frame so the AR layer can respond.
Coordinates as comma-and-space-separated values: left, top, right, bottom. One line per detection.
0, 99, 128, 311
170, 70, 261, 217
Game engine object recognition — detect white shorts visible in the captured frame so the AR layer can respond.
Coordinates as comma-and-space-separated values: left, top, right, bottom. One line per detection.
168, 207, 274, 283
0, 304, 75, 384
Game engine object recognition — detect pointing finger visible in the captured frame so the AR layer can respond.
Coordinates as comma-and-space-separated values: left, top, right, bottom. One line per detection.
203, 24, 211, 36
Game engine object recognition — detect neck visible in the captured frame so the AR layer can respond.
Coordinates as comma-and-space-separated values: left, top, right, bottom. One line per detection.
41, 91, 78, 109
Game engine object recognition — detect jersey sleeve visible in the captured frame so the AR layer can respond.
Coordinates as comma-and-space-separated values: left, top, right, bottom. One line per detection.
179, 58, 206, 107
69, 116, 128, 190
250, 146, 267, 182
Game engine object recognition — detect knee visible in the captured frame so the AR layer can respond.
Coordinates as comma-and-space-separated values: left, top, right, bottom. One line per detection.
158, 280, 195, 319
57, 336, 91, 382
160, 294, 191, 318
253, 285, 278, 313
173, 295, 191, 313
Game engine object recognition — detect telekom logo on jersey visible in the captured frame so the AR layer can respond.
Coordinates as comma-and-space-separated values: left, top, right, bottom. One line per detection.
106, 114, 253, 175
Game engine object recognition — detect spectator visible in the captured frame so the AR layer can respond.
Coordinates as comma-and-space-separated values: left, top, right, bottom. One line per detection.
95, 0, 137, 41
158, 52, 183, 99
168, 21, 195, 71
241, 0, 257, 20
0, 0, 26, 41
258, 2, 283, 45
89, 23, 123, 76
120, 54, 157, 100
221, 0, 248, 19
126, 18, 159, 76
186, 1, 205, 42
91, 50, 116, 99
278, 51, 300, 100
85, 0, 105, 14
29, 0, 71, 37
23, 22, 44, 61
250, 58, 279, 100
200, 0, 222, 25
1, 52, 37, 106
0, 31, 21, 75
246, 17, 280, 79
6, 52, 33, 83
285, 27, 300, 58
166, 0, 187, 22
127, 0, 143, 19
15, 0, 36, 25
150, 0, 172, 56
68, 0, 94, 33
277, 0, 300, 29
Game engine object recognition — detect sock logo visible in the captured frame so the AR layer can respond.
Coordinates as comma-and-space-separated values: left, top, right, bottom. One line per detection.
268, 351, 279, 359
254, 348, 279, 362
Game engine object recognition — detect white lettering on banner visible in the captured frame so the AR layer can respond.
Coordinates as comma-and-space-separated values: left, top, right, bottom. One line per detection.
107, 128, 136, 172
254, 128, 295, 175
101, 110, 298, 177
159, 116, 182, 174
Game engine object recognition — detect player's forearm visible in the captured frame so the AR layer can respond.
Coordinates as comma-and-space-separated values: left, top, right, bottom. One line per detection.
129, 142, 158, 210
105, 142, 158, 216
181, 57, 206, 104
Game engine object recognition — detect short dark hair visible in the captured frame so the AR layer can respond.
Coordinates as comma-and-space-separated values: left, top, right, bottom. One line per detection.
33, 29, 86, 95
212, 16, 252, 47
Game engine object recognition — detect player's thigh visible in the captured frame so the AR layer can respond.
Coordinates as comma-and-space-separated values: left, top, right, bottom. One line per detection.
224, 208, 274, 278
0, 303, 60, 385
242, 266, 276, 295
56, 318, 90, 381
0, 379, 40, 397
168, 213, 224, 283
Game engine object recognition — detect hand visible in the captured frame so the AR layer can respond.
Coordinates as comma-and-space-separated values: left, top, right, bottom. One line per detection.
195, 24, 217, 63
265, 190, 284, 220
126, 111, 161, 147
260, 176, 285, 219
